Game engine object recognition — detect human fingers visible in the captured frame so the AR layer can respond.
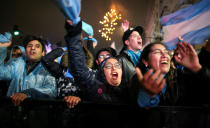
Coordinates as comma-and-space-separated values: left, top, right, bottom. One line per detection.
71, 97, 80, 107
177, 42, 186, 55
148, 70, 161, 85
151, 76, 166, 95
10, 95, 16, 106
66, 19, 73, 25
11, 95, 20, 107
66, 97, 74, 108
143, 69, 154, 82
65, 96, 76, 108
152, 73, 165, 89
184, 42, 197, 54
136, 67, 143, 81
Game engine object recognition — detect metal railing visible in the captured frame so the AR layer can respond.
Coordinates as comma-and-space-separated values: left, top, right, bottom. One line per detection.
0, 97, 210, 128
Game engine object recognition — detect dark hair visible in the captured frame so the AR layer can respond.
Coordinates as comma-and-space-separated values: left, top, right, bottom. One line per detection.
138, 42, 167, 74
23, 35, 46, 52
12, 46, 22, 58
93, 47, 117, 69
95, 47, 117, 60
13, 46, 21, 51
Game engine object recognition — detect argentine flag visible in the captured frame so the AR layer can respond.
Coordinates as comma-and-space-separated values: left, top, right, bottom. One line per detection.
160, 0, 210, 50
53, 0, 81, 25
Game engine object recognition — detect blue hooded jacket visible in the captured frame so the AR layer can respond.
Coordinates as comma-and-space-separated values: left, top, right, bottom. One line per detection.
0, 47, 57, 98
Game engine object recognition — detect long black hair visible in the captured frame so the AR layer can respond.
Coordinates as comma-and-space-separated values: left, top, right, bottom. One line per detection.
137, 42, 181, 104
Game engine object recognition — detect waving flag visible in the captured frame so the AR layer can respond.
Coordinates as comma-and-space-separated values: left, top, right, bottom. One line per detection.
160, 0, 210, 50
53, 0, 81, 25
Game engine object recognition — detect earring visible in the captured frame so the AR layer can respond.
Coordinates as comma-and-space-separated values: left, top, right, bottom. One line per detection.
145, 65, 150, 71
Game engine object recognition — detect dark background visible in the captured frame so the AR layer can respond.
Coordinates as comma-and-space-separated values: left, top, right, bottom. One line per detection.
0, 0, 150, 52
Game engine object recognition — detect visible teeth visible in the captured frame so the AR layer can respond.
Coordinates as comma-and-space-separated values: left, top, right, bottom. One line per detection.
161, 60, 168, 64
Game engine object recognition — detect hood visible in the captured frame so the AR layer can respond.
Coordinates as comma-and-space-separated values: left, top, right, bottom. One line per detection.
8, 45, 25, 62
96, 57, 119, 85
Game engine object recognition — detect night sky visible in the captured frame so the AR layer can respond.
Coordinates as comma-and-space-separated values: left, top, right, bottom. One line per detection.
0, 0, 150, 52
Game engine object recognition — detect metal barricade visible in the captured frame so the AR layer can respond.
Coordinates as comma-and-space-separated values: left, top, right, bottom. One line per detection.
0, 97, 209, 128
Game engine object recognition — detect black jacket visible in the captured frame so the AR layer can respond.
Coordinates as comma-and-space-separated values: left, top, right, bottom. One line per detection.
41, 48, 64, 78
130, 66, 210, 106
117, 52, 136, 86
65, 21, 128, 104
199, 47, 210, 69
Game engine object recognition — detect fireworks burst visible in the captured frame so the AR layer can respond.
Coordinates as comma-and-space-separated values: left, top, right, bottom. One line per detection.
99, 9, 122, 41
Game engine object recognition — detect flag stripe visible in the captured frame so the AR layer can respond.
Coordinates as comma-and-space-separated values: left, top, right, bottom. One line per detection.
163, 10, 210, 42
164, 26, 210, 50
160, 0, 210, 26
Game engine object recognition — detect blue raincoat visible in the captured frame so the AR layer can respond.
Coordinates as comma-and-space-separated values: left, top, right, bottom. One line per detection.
0, 47, 57, 98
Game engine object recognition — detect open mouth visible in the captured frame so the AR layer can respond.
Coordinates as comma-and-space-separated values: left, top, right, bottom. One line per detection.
30, 51, 36, 55
111, 72, 118, 80
160, 60, 169, 66
137, 41, 142, 45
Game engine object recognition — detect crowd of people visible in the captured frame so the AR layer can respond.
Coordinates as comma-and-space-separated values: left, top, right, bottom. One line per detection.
0, 0, 210, 128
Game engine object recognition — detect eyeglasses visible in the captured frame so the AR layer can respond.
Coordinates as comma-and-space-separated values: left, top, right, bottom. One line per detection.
151, 49, 169, 55
104, 62, 121, 69
98, 54, 111, 59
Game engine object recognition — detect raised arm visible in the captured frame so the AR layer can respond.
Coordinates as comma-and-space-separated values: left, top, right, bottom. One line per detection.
41, 48, 65, 78
121, 20, 130, 32
136, 68, 166, 108
0, 34, 13, 80
174, 41, 202, 73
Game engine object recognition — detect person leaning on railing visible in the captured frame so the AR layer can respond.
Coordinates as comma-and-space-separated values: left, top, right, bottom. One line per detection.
0, 33, 56, 106
129, 40, 210, 128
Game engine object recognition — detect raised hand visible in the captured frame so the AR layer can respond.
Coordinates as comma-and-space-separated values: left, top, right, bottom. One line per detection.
174, 41, 202, 72
121, 20, 130, 32
0, 32, 12, 47
136, 68, 165, 96
0, 41, 12, 47
66, 19, 73, 25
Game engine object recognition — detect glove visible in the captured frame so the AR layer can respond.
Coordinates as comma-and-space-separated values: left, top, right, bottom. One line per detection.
65, 20, 82, 37
55, 0, 81, 25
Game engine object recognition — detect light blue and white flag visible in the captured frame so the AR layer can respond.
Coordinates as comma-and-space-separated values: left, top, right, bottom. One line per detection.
53, 0, 81, 25
160, 0, 210, 50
